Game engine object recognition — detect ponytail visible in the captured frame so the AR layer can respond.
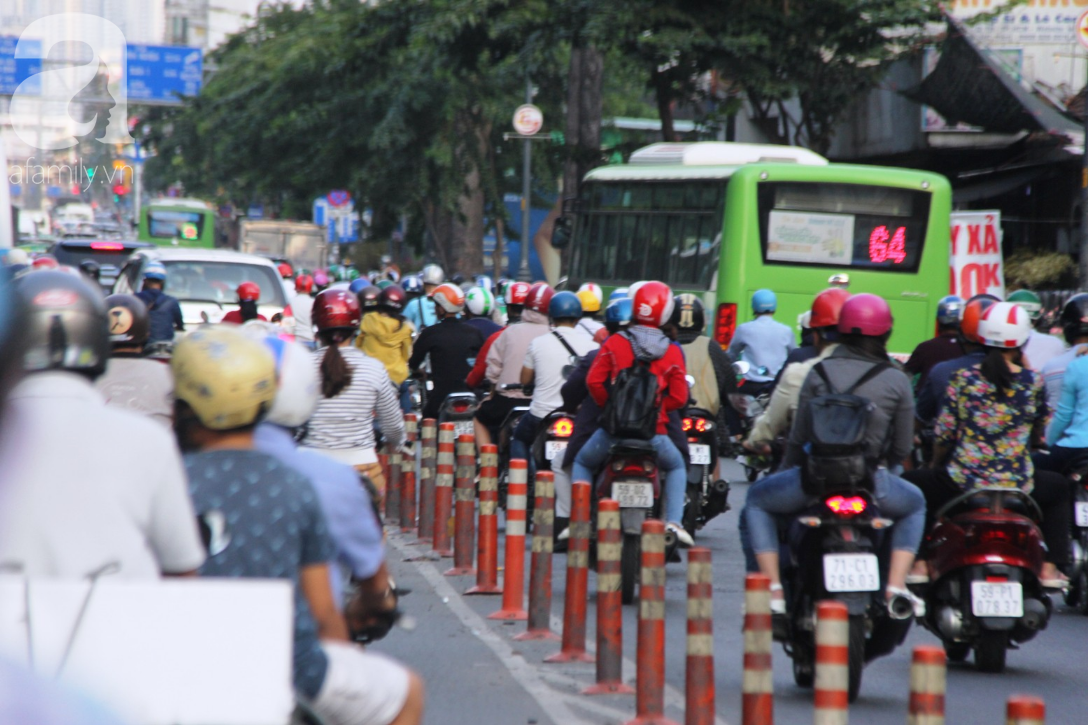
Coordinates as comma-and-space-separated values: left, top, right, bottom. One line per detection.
318, 330, 354, 398
979, 347, 1019, 394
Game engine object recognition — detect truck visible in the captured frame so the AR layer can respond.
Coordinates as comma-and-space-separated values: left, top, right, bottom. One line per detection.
238, 219, 327, 273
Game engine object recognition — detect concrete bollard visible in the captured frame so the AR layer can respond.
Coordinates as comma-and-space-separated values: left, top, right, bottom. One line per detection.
908, 646, 945, 725
515, 472, 558, 638
386, 447, 402, 526
814, 601, 850, 725
446, 435, 477, 576
685, 548, 715, 725
545, 481, 593, 663
416, 418, 437, 542
399, 414, 418, 533
467, 444, 501, 595
742, 574, 773, 725
488, 459, 528, 620
1006, 696, 1045, 725
432, 423, 455, 557
583, 499, 634, 695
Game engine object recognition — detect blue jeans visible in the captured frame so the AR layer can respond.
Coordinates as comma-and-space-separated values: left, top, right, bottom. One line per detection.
744, 467, 925, 555
398, 380, 413, 413
572, 429, 687, 523
511, 413, 542, 477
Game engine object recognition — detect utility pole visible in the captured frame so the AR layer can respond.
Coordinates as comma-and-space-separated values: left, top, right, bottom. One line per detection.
518, 76, 533, 282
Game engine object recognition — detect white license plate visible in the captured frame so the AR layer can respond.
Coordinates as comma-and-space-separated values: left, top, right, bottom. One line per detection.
454, 421, 474, 438
612, 482, 654, 508
823, 553, 880, 592
689, 444, 711, 465
545, 440, 568, 461
1076, 502, 1088, 528
971, 581, 1023, 617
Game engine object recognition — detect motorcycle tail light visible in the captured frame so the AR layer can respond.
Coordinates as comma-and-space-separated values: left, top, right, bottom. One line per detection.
714, 302, 737, 348
695, 418, 710, 433
550, 418, 574, 438
985, 575, 1008, 583
682, 418, 693, 432
623, 462, 646, 476
825, 495, 867, 516
451, 401, 470, 413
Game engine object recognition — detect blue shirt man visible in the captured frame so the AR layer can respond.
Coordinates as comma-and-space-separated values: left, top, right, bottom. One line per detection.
136, 285, 184, 343
915, 351, 985, 423
404, 295, 437, 332
1041, 344, 1088, 412
728, 315, 796, 383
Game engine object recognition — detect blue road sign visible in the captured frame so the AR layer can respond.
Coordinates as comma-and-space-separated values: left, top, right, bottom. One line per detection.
126, 44, 202, 103
0, 36, 41, 95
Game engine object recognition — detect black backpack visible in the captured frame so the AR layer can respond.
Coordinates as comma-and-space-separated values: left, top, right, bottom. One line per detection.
800, 360, 891, 496
602, 334, 660, 440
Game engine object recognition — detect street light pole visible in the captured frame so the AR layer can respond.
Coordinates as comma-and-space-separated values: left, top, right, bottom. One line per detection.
518, 76, 533, 282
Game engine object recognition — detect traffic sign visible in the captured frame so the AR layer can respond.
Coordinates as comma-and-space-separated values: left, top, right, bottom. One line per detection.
1078, 10, 1088, 50
327, 190, 352, 207
0, 36, 41, 95
512, 104, 543, 136
126, 44, 203, 103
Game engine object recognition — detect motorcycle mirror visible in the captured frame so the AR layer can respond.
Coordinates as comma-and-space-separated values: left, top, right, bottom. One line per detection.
732, 360, 751, 376
685, 374, 696, 389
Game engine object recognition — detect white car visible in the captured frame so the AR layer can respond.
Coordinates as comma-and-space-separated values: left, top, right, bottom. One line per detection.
112, 248, 295, 328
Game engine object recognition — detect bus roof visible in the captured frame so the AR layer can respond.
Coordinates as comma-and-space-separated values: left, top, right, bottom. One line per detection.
147, 198, 213, 211
628, 142, 829, 167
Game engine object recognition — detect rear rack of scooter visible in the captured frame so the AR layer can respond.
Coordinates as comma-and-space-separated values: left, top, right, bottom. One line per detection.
935, 486, 1043, 523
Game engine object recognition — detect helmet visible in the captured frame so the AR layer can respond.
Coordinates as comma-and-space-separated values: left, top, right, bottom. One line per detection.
358, 286, 381, 312
430, 283, 465, 314
277, 262, 293, 279
79, 260, 101, 280
837, 293, 893, 337
143, 261, 167, 281
936, 295, 965, 326
797, 310, 812, 331
1060, 293, 1088, 344
420, 264, 445, 286
668, 293, 705, 331
495, 278, 509, 297
32, 255, 58, 271
402, 275, 423, 296
577, 282, 603, 306
348, 278, 371, 295
237, 281, 261, 302
633, 281, 674, 326
752, 289, 777, 313
828, 273, 850, 289
451, 273, 465, 287
961, 294, 999, 344
605, 297, 633, 326
327, 264, 343, 282
345, 267, 360, 282
505, 281, 531, 306
1008, 289, 1043, 322
5, 248, 29, 266
16, 271, 109, 377
475, 275, 493, 292
105, 294, 150, 347
525, 282, 554, 314
608, 287, 629, 303
313, 289, 362, 332
978, 301, 1031, 349
378, 284, 408, 312
376, 279, 393, 290
172, 326, 277, 430
549, 291, 582, 320
295, 274, 314, 294
260, 335, 320, 429
810, 288, 850, 329
313, 270, 330, 289
576, 290, 601, 314
465, 287, 495, 317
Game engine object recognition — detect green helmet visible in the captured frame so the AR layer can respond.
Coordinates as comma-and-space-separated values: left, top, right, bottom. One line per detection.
345, 267, 360, 282
465, 287, 495, 316
327, 264, 343, 281
376, 279, 394, 290
1008, 289, 1042, 322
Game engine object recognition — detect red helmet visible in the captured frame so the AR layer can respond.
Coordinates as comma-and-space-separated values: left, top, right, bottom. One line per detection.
961, 294, 999, 344
505, 281, 531, 306
633, 281, 674, 326
32, 255, 58, 270
277, 262, 293, 279
313, 289, 362, 332
295, 274, 314, 293
378, 284, 408, 312
809, 288, 850, 329
237, 281, 261, 302
837, 293, 893, 336
525, 282, 554, 314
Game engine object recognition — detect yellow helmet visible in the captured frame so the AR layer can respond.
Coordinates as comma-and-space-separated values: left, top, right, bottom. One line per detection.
576, 290, 601, 314
171, 326, 277, 430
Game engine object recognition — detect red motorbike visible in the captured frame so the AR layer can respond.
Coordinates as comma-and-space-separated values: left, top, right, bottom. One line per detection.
914, 486, 1052, 673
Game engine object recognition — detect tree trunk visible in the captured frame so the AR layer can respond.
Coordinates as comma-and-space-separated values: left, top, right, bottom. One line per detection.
654, 69, 677, 142
562, 45, 603, 203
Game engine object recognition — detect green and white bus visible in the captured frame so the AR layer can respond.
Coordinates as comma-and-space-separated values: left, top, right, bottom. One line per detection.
138, 198, 217, 248
559, 142, 952, 355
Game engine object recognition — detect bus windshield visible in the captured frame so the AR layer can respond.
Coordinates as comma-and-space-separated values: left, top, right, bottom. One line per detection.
147, 209, 206, 242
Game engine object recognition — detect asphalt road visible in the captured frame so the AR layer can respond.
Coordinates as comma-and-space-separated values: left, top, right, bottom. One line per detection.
374, 458, 1088, 724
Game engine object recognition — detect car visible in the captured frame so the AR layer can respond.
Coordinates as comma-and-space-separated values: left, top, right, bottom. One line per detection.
111, 248, 295, 328
50, 238, 155, 293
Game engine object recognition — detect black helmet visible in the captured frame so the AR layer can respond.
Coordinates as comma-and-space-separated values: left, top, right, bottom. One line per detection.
358, 285, 381, 312
1060, 293, 1088, 344
105, 294, 150, 348
79, 259, 101, 282
669, 293, 705, 341
16, 271, 109, 378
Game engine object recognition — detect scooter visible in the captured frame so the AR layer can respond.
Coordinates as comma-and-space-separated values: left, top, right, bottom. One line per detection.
681, 407, 730, 537
529, 408, 576, 474
915, 487, 1051, 673
495, 384, 532, 509
1065, 459, 1088, 614
436, 391, 480, 439
727, 361, 773, 481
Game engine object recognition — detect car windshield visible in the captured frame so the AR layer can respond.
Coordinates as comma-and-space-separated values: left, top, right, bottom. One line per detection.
53, 242, 143, 272
162, 261, 286, 306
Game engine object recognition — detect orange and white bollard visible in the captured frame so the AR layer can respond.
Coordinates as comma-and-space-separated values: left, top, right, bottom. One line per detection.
417, 418, 437, 542
431, 423, 455, 557
584, 498, 634, 695
908, 645, 945, 725
685, 548, 715, 725
1006, 696, 1045, 725
386, 447, 402, 526
545, 481, 593, 663
377, 449, 390, 513
399, 414, 418, 533
624, 519, 679, 725
814, 600, 850, 725
467, 444, 501, 595
742, 574, 774, 725
446, 434, 477, 576
515, 472, 558, 638
488, 459, 528, 620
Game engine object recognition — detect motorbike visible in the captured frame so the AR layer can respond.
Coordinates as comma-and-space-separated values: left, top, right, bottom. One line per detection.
495, 384, 532, 509
529, 408, 576, 474
681, 407, 730, 537
1065, 458, 1088, 614
915, 486, 1051, 673
436, 391, 480, 439
727, 361, 774, 481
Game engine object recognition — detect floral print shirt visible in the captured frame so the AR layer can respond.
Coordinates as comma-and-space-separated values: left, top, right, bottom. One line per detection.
936, 364, 1046, 490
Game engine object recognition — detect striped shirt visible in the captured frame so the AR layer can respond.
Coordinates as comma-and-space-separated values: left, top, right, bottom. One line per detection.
305, 346, 405, 452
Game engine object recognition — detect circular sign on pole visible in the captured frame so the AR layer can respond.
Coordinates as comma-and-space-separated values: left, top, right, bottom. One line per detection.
327, 190, 352, 208
1078, 10, 1088, 50
512, 104, 543, 136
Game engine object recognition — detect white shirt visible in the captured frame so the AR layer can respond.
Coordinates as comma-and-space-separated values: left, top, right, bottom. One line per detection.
576, 317, 604, 338
94, 356, 174, 428
292, 293, 315, 344
0, 372, 206, 578
523, 326, 598, 418
1023, 330, 1066, 372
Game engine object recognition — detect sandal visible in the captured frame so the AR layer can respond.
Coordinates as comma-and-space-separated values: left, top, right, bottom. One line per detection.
770, 583, 786, 615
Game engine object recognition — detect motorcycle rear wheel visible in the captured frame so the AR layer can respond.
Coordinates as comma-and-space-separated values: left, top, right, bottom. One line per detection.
621, 533, 640, 605
682, 484, 702, 538
792, 644, 814, 688
847, 615, 865, 702
975, 631, 1007, 673
944, 641, 970, 662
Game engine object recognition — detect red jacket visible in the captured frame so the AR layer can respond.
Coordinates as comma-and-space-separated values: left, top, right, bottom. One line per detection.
466, 329, 502, 389
222, 310, 267, 324
586, 331, 687, 434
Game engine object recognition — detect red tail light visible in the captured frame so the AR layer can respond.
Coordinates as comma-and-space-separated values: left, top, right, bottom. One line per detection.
90, 242, 124, 251
283, 304, 293, 317
682, 418, 693, 432
826, 495, 867, 516
683, 417, 710, 433
694, 418, 708, 433
451, 401, 470, 413
714, 302, 737, 348
550, 418, 573, 438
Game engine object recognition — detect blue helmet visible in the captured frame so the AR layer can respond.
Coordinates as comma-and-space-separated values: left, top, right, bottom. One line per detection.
752, 289, 776, 313
402, 275, 423, 296
605, 297, 633, 325
548, 290, 582, 320
936, 295, 965, 326
475, 274, 494, 292
143, 261, 167, 281
348, 278, 371, 295
608, 287, 629, 303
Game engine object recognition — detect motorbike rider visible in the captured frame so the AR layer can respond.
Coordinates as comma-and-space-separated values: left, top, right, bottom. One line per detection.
503, 281, 530, 324
465, 281, 531, 391
0, 271, 205, 578
464, 286, 502, 339
405, 264, 443, 332
1041, 293, 1088, 410
305, 289, 406, 497
575, 285, 604, 339
293, 274, 317, 348
314, 270, 331, 293
358, 284, 381, 315
572, 281, 693, 547
356, 284, 415, 413
904, 301, 1069, 589
904, 295, 965, 390
408, 283, 485, 421
402, 275, 423, 301
95, 294, 174, 427
915, 294, 998, 424
79, 259, 101, 287
221, 281, 267, 324
136, 261, 185, 343
744, 293, 926, 613
1009, 288, 1067, 370
476, 282, 553, 447
728, 289, 796, 392
173, 327, 423, 725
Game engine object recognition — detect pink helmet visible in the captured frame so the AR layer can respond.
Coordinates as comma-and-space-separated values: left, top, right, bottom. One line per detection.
837, 293, 893, 337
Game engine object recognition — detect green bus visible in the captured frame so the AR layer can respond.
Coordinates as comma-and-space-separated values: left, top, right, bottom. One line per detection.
559, 142, 952, 356
138, 198, 217, 248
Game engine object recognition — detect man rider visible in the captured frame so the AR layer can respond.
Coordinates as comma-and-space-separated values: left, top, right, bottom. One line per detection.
222, 281, 267, 324
904, 294, 964, 390
728, 289, 795, 392
408, 283, 485, 421
404, 264, 444, 332
1009, 289, 1067, 370
1041, 293, 1088, 410
293, 274, 317, 348
95, 294, 174, 427
464, 286, 502, 339
136, 261, 184, 343
575, 287, 604, 339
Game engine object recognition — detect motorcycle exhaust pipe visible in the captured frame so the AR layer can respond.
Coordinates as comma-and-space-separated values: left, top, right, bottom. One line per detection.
710, 479, 730, 496
887, 592, 917, 620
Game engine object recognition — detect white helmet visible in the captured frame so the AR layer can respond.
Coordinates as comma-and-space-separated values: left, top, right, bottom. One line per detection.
977, 301, 1031, 349
797, 310, 812, 332
256, 334, 320, 428
420, 264, 445, 286
430, 283, 465, 314
577, 282, 603, 305
465, 287, 495, 317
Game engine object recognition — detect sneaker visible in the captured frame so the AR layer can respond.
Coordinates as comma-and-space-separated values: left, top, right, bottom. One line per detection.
667, 522, 694, 548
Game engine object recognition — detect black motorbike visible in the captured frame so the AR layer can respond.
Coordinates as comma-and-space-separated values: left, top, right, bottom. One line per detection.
680, 407, 730, 537
436, 391, 480, 439
1065, 458, 1088, 614
529, 408, 576, 474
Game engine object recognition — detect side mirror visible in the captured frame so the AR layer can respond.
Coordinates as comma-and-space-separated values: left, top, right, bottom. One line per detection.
551, 216, 572, 249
